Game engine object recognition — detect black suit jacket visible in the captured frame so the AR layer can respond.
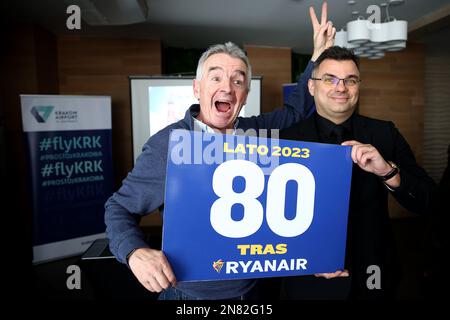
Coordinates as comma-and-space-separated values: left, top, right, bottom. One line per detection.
280, 113, 436, 299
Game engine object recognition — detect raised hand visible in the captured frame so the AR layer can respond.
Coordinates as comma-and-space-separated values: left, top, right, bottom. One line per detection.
310, 2, 336, 61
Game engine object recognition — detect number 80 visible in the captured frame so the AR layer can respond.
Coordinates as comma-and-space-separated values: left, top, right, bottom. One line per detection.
210, 160, 315, 238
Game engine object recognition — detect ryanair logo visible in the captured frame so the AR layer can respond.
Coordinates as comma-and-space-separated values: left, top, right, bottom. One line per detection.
209, 244, 309, 276
212, 259, 224, 273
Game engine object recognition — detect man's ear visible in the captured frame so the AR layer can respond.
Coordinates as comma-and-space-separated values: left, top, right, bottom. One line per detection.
308, 79, 315, 97
193, 79, 200, 99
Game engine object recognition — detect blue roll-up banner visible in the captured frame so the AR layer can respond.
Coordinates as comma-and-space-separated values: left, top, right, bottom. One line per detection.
21, 95, 113, 264
162, 130, 353, 282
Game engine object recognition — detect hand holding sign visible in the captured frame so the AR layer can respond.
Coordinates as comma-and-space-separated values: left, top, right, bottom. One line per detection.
128, 247, 177, 293
315, 269, 349, 279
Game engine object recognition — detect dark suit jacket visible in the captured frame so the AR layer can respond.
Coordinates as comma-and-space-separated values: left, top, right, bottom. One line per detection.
280, 113, 436, 299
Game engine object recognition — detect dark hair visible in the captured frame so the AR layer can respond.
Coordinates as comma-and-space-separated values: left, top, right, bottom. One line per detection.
313, 46, 360, 74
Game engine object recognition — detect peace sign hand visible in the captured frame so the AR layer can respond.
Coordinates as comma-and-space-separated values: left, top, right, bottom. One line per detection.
310, 2, 336, 61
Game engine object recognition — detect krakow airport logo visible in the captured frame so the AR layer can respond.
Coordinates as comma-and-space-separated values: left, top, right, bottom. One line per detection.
30, 106, 54, 123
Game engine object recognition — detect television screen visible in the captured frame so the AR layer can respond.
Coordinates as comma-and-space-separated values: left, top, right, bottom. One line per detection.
130, 76, 262, 163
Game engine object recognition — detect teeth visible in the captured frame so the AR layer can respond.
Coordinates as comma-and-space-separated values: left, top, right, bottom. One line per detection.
215, 101, 231, 112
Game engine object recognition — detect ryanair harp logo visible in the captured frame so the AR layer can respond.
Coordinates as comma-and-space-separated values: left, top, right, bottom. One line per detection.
212, 259, 224, 273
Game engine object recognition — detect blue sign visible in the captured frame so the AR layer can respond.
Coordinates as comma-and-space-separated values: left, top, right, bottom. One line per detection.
21, 95, 113, 263
162, 130, 353, 282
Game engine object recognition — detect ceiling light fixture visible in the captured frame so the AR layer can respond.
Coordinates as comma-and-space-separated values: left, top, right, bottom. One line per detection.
335, 0, 408, 59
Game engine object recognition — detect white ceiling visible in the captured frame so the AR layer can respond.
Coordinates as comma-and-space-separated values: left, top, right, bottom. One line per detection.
3, 0, 450, 53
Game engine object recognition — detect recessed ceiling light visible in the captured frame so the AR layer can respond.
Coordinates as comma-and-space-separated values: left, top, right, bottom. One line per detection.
348, 0, 356, 5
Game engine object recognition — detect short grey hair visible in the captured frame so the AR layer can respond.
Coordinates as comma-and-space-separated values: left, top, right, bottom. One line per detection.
195, 42, 252, 90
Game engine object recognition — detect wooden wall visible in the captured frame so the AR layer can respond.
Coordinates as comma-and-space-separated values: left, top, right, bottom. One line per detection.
57, 36, 162, 226
57, 36, 162, 187
0, 25, 59, 236
358, 44, 426, 218
423, 45, 450, 182
244, 45, 292, 113
359, 44, 425, 162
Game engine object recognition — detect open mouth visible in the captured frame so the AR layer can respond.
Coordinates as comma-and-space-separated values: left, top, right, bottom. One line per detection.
214, 101, 231, 113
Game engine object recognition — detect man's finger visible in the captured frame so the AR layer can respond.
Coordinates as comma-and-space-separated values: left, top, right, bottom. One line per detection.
315, 269, 349, 279
148, 275, 163, 292
334, 270, 349, 277
327, 21, 333, 38
341, 140, 360, 146
361, 149, 377, 167
309, 6, 319, 30
355, 146, 367, 164
315, 272, 338, 279
358, 146, 374, 165
153, 271, 172, 291
351, 144, 360, 163
162, 265, 177, 287
140, 278, 155, 292
321, 2, 328, 26
318, 23, 329, 37
330, 27, 336, 40
314, 273, 328, 278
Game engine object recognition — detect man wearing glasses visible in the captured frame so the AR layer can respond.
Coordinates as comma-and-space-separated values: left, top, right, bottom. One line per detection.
281, 46, 435, 300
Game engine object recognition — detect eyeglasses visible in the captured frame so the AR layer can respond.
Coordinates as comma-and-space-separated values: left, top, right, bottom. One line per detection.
311, 75, 361, 87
